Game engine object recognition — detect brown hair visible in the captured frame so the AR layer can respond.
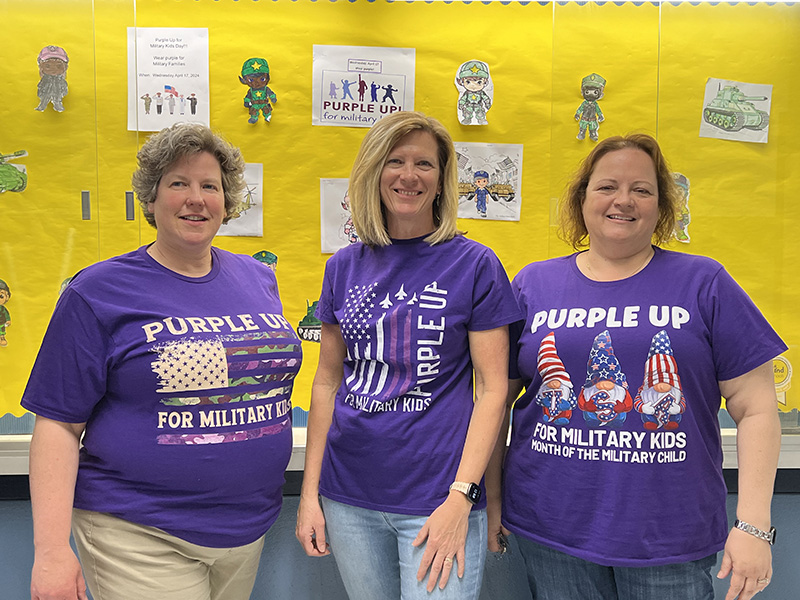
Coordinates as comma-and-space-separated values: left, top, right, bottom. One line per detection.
559, 134, 679, 249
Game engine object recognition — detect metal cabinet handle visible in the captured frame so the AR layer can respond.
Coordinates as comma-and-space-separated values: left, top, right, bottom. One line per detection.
125, 191, 135, 220
81, 190, 91, 220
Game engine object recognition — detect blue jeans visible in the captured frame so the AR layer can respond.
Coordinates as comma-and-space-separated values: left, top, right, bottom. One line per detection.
515, 535, 716, 600
320, 496, 487, 600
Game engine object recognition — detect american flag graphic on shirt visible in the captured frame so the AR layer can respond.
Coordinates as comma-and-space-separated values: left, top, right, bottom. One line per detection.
342, 281, 416, 402
150, 331, 300, 445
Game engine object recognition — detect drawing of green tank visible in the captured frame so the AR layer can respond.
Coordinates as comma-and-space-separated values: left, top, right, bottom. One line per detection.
702, 86, 769, 132
0, 151, 28, 193
297, 300, 322, 343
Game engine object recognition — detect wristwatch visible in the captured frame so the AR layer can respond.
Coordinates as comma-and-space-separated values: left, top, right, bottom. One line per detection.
449, 481, 482, 505
733, 519, 776, 545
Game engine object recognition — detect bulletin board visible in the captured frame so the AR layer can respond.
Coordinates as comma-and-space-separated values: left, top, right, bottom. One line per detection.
0, 0, 797, 423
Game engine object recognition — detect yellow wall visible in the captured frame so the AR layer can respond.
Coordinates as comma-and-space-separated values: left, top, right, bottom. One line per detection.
1, 0, 798, 417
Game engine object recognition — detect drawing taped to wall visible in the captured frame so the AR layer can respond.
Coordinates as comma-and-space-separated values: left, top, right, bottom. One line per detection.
297, 300, 322, 343
217, 163, 263, 237
320, 178, 359, 252
454, 60, 493, 126
575, 73, 606, 142
252, 250, 278, 271
455, 142, 523, 221
0, 151, 27, 193
672, 172, 691, 243
240, 58, 278, 124
312, 45, 415, 128
699, 78, 772, 144
0, 279, 11, 347
35, 46, 69, 112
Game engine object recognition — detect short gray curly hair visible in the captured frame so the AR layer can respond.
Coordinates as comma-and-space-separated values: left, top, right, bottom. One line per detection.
132, 123, 246, 228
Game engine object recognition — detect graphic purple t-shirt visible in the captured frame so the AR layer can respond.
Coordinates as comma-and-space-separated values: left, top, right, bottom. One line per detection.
22, 246, 302, 548
317, 235, 522, 515
503, 248, 786, 566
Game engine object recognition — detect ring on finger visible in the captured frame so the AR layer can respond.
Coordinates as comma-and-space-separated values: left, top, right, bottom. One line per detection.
757, 578, 770, 585
443, 556, 453, 565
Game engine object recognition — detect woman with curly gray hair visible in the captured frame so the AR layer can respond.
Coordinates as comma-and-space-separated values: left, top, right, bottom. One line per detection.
24, 123, 302, 600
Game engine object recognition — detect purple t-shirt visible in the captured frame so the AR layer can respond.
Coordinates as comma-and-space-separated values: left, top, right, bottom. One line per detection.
503, 248, 787, 566
317, 235, 522, 515
22, 246, 302, 548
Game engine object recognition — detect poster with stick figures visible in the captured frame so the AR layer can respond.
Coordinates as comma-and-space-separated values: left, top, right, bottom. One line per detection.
127, 27, 210, 131
312, 45, 415, 127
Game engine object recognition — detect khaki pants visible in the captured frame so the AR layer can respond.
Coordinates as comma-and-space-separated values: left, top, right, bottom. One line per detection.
72, 508, 265, 600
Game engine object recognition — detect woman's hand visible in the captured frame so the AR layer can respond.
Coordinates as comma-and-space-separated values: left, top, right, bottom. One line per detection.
412, 493, 472, 592
31, 545, 88, 600
717, 527, 772, 600
295, 495, 330, 557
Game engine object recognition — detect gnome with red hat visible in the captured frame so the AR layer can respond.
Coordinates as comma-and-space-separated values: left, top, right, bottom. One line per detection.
534, 332, 577, 426
633, 330, 686, 430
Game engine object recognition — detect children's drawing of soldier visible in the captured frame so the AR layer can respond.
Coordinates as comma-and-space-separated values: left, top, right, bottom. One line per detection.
341, 190, 359, 244
672, 172, 691, 243
36, 45, 69, 112
240, 58, 277, 124
465, 170, 497, 218
252, 250, 278, 272
0, 279, 11, 347
575, 73, 606, 141
455, 60, 493, 126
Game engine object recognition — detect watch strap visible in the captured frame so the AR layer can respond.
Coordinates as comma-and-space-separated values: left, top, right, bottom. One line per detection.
449, 481, 480, 504
733, 519, 776, 545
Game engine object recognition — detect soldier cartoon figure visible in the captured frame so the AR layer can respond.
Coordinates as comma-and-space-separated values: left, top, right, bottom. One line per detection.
466, 170, 497, 218
252, 250, 278, 272
455, 60, 493, 125
0, 279, 11, 347
36, 45, 69, 112
672, 172, 691, 243
575, 73, 606, 142
240, 58, 277, 124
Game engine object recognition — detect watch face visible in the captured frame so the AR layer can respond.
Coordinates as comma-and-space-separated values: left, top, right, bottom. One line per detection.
467, 483, 482, 504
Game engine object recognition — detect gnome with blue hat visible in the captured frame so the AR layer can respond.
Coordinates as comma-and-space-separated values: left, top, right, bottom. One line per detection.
578, 330, 633, 427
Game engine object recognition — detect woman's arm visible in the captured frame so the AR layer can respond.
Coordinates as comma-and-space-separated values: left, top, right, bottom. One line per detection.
29, 415, 88, 600
717, 360, 781, 600
485, 378, 524, 553
413, 325, 510, 592
295, 322, 346, 557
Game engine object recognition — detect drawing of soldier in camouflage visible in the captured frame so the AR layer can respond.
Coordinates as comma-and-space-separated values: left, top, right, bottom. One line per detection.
240, 58, 277, 124
575, 73, 605, 142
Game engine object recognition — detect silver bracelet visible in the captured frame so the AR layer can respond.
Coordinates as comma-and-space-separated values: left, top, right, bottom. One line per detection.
733, 519, 776, 545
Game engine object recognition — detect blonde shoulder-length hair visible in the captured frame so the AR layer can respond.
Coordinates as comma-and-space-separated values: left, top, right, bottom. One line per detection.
558, 133, 680, 249
349, 111, 461, 247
